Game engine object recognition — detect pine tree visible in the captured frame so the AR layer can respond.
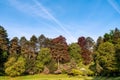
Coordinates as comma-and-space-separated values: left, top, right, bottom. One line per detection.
0, 26, 9, 75
9, 37, 20, 57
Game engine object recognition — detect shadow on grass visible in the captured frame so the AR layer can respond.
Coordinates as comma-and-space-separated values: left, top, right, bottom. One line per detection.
92, 76, 120, 80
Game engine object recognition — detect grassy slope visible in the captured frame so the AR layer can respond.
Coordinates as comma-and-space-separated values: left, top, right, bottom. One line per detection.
0, 74, 120, 80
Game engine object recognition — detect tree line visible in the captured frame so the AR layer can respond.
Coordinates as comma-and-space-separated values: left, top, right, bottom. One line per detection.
0, 25, 120, 77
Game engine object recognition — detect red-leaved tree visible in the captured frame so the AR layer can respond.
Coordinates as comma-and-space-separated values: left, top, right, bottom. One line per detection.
50, 35, 70, 69
78, 36, 94, 65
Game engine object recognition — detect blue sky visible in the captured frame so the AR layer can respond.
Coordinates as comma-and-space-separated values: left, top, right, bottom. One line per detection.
0, 0, 120, 43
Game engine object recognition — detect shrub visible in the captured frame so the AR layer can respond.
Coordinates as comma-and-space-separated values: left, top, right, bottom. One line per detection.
71, 69, 83, 76
5, 56, 26, 77
47, 59, 57, 73
35, 61, 44, 73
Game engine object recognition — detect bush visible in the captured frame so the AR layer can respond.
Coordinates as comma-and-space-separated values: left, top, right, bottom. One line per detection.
4, 57, 16, 68
34, 61, 44, 73
47, 59, 57, 73
5, 56, 26, 77
71, 69, 83, 76
87, 69, 94, 76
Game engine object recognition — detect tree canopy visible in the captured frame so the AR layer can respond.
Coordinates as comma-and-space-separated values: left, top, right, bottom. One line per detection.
0, 26, 120, 76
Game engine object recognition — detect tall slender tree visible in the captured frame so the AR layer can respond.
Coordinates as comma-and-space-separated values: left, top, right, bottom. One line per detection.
30, 35, 38, 54
20, 36, 27, 47
85, 37, 94, 52
0, 26, 9, 75
9, 37, 20, 57
95, 36, 103, 50
113, 28, 120, 44
38, 34, 51, 48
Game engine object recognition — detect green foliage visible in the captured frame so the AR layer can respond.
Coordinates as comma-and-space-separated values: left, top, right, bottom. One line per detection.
5, 56, 26, 77
96, 42, 117, 76
95, 36, 103, 50
71, 69, 83, 76
113, 28, 120, 43
47, 59, 57, 73
25, 58, 36, 74
38, 34, 51, 48
35, 61, 44, 73
4, 57, 16, 68
0, 26, 8, 51
35, 48, 51, 73
2, 26, 120, 77
104, 33, 112, 42
77, 62, 94, 76
70, 68, 94, 76
68, 43, 82, 63
0, 26, 9, 75
37, 48, 51, 64
9, 37, 20, 58
2, 51, 8, 58
115, 38, 120, 73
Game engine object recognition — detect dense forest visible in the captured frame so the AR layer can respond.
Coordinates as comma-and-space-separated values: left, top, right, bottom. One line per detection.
0, 25, 120, 77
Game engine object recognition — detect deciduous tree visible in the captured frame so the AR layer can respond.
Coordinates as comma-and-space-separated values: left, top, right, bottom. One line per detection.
50, 36, 70, 69
68, 43, 82, 63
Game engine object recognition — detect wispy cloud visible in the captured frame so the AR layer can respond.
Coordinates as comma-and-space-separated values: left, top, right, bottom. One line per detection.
33, 0, 75, 42
8, 0, 75, 43
107, 0, 120, 14
8, 0, 52, 19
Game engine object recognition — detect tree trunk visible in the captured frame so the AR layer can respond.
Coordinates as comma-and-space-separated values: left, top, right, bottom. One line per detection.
58, 59, 60, 70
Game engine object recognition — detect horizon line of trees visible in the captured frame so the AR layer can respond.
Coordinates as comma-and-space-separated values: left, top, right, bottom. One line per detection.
0, 25, 120, 77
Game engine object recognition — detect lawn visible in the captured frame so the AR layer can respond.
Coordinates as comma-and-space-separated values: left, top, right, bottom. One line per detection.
0, 74, 120, 80
0, 74, 93, 80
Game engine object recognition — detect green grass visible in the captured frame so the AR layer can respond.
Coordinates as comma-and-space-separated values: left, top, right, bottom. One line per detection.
0, 74, 120, 80
0, 74, 92, 80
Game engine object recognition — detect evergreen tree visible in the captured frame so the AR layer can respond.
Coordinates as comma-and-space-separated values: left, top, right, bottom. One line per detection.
30, 35, 38, 54
0, 26, 9, 75
95, 36, 103, 50
113, 28, 120, 44
19, 36, 27, 47
96, 42, 117, 76
115, 38, 120, 75
9, 37, 20, 57
38, 34, 51, 48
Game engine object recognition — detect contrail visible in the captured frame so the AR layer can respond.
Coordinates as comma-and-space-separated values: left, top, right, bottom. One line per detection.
8, 0, 65, 39
33, 0, 75, 42
8, 0, 76, 43
107, 0, 120, 14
